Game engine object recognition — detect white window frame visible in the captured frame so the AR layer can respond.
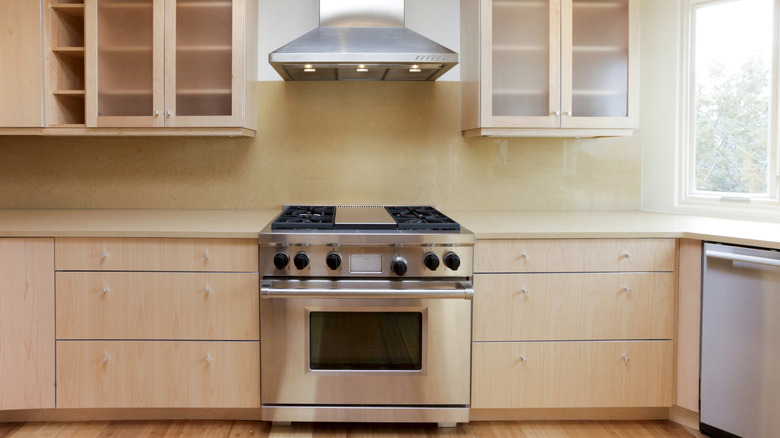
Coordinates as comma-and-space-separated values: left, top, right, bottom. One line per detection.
679, 0, 780, 213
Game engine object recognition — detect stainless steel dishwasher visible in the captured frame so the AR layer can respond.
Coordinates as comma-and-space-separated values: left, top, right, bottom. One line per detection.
701, 243, 780, 438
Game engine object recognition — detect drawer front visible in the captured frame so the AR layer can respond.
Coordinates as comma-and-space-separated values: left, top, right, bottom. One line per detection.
471, 341, 673, 409
56, 341, 260, 408
474, 239, 676, 273
473, 273, 675, 341
55, 238, 258, 272
56, 272, 259, 340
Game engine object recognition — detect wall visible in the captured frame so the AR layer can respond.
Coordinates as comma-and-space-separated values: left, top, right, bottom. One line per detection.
0, 82, 641, 211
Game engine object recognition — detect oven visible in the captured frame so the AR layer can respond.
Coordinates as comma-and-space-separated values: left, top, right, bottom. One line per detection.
258, 206, 474, 425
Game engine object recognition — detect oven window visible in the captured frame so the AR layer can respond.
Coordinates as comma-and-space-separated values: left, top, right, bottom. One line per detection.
309, 312, 423, 371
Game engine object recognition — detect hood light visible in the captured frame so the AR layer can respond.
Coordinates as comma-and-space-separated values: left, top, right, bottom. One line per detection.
409, 64, 421, 73
357, 64, 368, 72
304, 64, 316, 72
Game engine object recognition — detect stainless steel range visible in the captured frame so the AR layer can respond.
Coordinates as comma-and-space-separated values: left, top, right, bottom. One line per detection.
259, 206, 474, 426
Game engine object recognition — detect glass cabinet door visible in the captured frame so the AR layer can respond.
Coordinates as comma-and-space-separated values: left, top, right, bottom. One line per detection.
489, 0, 560, 127
562, 0, 637, 128
165, 0, 238, 127
89, 0, 164, 127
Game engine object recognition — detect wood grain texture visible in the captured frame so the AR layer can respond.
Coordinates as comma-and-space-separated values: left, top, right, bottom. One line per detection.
0, 0, 43, 127
54, 237, 258, 272
0, 239, 55, 410
55, 272, 259, 340
56, 341, 260, 408
475, 239, 676, 273
474, 272, 675, 341
0, 420, 695, 437
675, 239, 702, 412
472, 341, 674, 409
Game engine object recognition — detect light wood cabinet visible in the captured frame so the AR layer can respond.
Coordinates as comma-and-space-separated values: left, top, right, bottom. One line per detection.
54, 237, 260, 409
461, 0, 639, 137
471, 238, 675, 412
472, 341, 674, 409
0, 1, 44, 128
56, 341, 260, 408
0, 239, 55, 410
39, 0, 257, 136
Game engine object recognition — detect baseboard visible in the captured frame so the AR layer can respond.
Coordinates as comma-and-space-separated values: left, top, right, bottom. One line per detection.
0, 408, 263, 423
470, 407, 670, 421
669, 405, 700, 431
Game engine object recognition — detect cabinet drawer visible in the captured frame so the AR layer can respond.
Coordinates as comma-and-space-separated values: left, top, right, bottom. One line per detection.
474, 239, 676, 273
471, 341, 673, 409
473, 273, 675, 341
56, 341, 260, 408
55, 238, 258, 272
56, 272, 259, 340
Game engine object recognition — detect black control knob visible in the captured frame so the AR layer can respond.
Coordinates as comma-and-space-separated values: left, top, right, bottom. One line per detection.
391, 257, 408, 276
444, 252, 461, 271
293, 252, 309, 270
326, 252, 342, 270
273, 252, 289, 270
424, 253, 440, 271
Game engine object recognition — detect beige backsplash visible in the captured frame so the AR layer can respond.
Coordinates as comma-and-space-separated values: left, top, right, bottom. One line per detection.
0, 82, 640, 211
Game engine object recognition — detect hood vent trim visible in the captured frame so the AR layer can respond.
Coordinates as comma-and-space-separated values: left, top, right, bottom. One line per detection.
269, 0, 458, 81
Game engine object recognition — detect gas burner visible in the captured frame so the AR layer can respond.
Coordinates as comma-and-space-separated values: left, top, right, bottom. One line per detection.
271, 205, 336, 230
385, 206, 461, 231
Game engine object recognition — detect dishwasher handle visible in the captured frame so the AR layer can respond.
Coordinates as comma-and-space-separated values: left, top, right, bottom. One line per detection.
705, 249, 780, 268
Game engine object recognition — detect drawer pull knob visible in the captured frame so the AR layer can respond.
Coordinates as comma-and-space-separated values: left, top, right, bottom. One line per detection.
205, 285, 211, 294
622, 252, 632, 259
521, 288, 529, 296
521, 253, 529, 260
102, 286, 109, 294
204, 251, 210, 260
520, 355, 527, 363
623, 286, 632, 294
101, 251, 108, 259
205, 354, 212, 364
102, 354, 110, 363
622, 354, 630, 363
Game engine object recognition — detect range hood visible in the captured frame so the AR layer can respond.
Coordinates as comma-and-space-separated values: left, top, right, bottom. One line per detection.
269, 0, 458, 81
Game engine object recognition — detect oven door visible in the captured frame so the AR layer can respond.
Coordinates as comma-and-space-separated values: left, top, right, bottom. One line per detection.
260, 279, 473, 407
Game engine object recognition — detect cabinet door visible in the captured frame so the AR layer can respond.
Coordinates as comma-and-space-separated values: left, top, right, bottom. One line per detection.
86, 0, 164, 127
165, 0, 242, 127
0, 239, 54, 410
0, 0, 43, 127
561, 0, 638, 128
485, 0, 560, 128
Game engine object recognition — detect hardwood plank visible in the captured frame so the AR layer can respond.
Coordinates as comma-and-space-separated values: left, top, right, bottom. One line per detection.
0, 420, 695, 437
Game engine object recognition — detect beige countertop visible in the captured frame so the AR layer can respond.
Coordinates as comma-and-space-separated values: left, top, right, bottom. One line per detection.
0, 209, 778, 250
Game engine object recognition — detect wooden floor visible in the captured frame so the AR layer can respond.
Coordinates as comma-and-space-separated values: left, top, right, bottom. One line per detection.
0, 420, 698, 437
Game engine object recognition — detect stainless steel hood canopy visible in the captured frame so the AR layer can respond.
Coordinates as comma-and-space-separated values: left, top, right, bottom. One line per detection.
269, 0, 458, 81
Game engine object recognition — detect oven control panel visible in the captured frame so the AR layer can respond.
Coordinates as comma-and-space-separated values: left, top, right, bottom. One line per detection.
260, 244, 473, 278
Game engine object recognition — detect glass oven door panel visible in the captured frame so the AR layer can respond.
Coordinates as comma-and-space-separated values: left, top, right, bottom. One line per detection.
310, 311, 423, 371
261, 297, 471, 406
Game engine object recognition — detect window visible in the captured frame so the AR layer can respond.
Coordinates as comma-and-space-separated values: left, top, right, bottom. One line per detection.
681, 0, 779, 208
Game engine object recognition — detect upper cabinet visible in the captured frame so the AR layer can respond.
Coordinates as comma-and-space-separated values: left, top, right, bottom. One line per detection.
41, 0, 258, 136
461, 0, 639, 138
0, 0, 44, 128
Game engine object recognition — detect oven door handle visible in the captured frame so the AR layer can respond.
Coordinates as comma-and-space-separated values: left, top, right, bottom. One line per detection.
261, 280, 474, 300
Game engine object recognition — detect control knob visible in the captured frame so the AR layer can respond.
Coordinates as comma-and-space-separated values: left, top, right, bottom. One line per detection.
326, 252, 342, 270
273, 252, 289, 270
293, 252, 310, 270
391, 257, 408, 276
444, 252, 461, 271
424, 253, 440, 271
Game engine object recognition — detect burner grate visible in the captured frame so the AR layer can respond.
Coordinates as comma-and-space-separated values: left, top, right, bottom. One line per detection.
271, 205, 336, 230
384, 206, 461, 231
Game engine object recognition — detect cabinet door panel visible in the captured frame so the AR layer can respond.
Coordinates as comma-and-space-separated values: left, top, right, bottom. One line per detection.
0, 1, 43, 127
474, 239, 676, 273
473, 273, 675, 341
0, 239, 54, 410
56, 272, 259, 340
471, 341, 673, 409
56, 341, 260, 408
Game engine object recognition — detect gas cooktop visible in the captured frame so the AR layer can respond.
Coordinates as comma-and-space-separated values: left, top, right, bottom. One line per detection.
270, 205, 461, 231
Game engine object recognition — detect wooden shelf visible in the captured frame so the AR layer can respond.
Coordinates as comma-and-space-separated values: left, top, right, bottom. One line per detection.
47, 123, 87, 128
572, 1, 625, 8
177, 89, 231, 96
176, 45, 232, 53
98, 46, 153, 54
177, 2, 232, 9
53, 90, 86, 96
99, 2, 153, 10
493, 1, 547, 8
98, 89, 153, 96
51, 3, 84, 18
494, 89, 547, 96
572, 89, 624, 96
572, 45, 627, 53
493, 45, 547, 52
52, 47, 85, 59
